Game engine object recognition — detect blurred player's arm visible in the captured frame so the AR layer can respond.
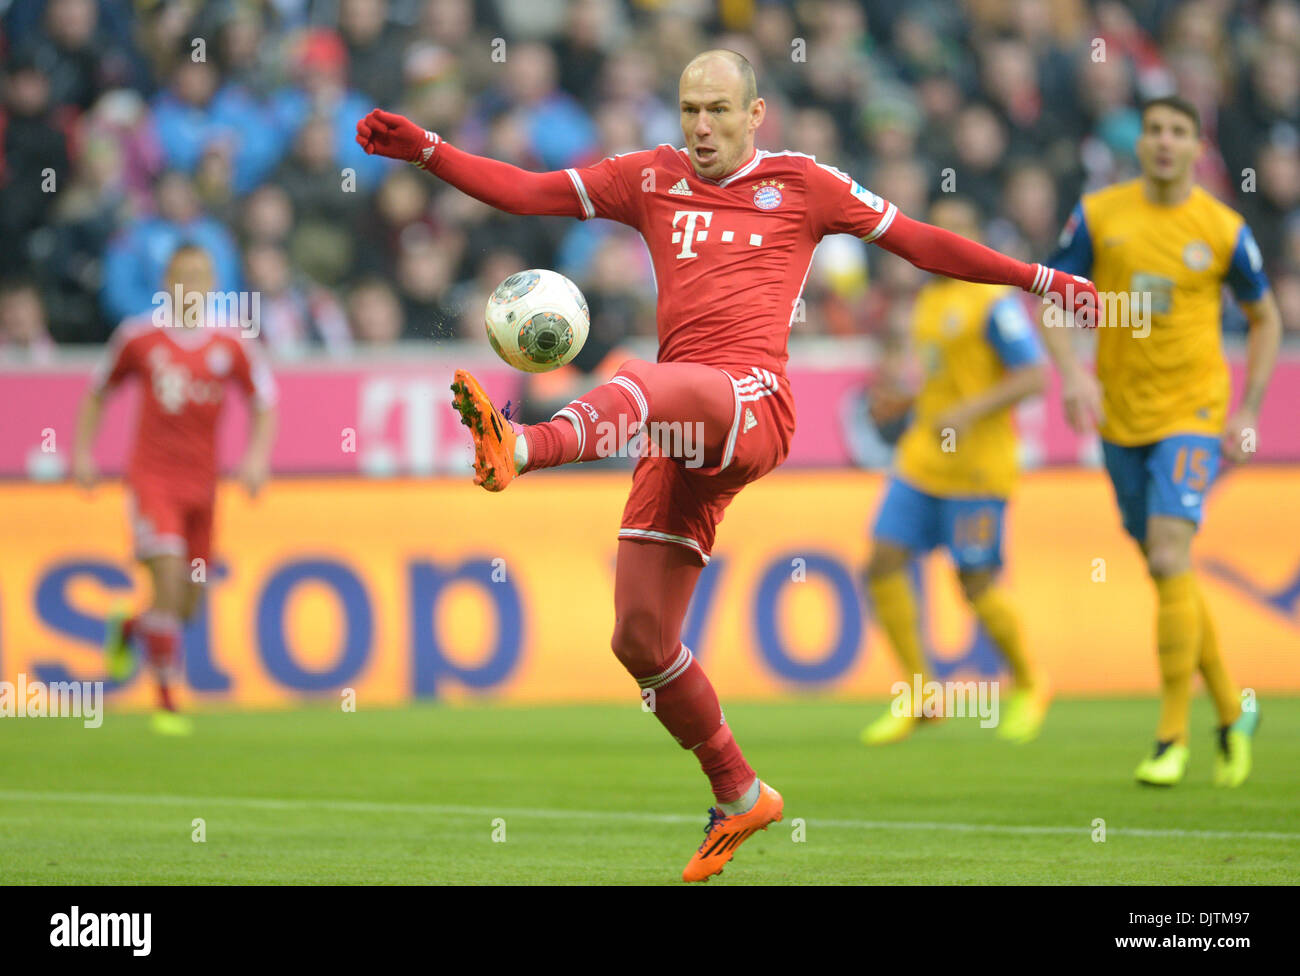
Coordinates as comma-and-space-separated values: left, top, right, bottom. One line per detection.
933, 364, 1047, 437
72, 386, 106, 490
238, 403, 277, 497
355, 109, 585, 218
1223, 291, 1281, 463
235, 343, 279, 498
74, 325, 137, 490
1222, 224, 1280, 463
1030, 200, 1102, 434
1033, 302, 1100, 435
934, 297, 1048, 436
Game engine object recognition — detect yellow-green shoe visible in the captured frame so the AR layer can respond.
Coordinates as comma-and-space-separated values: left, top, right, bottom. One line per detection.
860, 709, 919, 746
104, 605, 137, 683
1134, 741, 1189, 786
1213, 709, 1259, 788
150, 711, 193, 737
996, 683, 1051, 744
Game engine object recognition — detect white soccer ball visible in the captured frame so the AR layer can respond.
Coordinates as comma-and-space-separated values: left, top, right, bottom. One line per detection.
484, 269, 590, 373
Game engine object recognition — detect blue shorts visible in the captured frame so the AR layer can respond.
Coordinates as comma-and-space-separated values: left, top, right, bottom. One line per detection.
1101, 434, 1222, 543
872, 478, 1007, 571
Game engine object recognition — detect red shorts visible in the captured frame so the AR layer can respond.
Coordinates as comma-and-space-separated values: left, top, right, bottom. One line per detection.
127, 480, 215, 564
619, 367, 795, 564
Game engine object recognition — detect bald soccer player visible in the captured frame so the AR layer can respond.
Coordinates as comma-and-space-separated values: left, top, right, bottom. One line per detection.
357, 50, 1097, 881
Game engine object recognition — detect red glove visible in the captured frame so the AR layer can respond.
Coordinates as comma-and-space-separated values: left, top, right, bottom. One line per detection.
1031, 264, 1100, 328
355, 109, 440, 169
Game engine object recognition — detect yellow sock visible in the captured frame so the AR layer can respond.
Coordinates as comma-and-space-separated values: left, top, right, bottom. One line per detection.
1195, 585, 1239, 727
971, 586, 1037, 693
1154, 571, 1200, 745
867, 570, 927, 684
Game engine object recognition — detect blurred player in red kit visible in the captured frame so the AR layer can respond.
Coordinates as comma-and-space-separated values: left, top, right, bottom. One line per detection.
73, 243, 278, 735
358, 50, 1097, 881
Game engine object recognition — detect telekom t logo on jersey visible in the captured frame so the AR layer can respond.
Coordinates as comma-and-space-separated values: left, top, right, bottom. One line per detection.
672, 211, 765, 260
672, 211, 713, 258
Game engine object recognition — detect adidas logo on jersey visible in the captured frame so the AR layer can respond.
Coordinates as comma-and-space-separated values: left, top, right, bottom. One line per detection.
743, 408, 758, 433
668, 178, 692, 196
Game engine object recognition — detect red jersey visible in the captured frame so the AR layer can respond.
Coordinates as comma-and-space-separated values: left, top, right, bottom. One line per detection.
91, 318, 277, 493
565, 146, 896, 377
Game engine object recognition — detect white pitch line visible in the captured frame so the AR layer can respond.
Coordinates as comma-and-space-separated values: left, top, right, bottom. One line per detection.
1, 789, 1297, 842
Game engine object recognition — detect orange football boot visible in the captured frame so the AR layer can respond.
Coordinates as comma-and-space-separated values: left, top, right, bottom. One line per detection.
450, 369, 520, 492
682, 781, 784, 882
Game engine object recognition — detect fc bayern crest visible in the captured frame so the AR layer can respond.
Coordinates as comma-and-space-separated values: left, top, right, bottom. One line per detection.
753, 179, 784, 210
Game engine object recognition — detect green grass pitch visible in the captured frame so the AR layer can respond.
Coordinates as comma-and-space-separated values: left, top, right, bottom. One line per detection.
1, 698, 1296, 884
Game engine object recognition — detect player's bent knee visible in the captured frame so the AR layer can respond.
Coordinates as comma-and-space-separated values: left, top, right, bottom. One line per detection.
182, 582, 205, 622
865, 543, 908, 580
610, 608, 672, 677
958, 570, 995, 602
1146, 546, 1190, 579
614, 358, 654, 382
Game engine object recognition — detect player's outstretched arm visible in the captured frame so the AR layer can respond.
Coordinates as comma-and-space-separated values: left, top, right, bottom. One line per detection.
875, 211, 1100, 325
355, 109, 584, 218
1223, 292, 1282, 463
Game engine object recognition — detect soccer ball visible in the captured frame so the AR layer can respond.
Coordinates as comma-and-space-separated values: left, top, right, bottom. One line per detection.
484, 269, 590, 373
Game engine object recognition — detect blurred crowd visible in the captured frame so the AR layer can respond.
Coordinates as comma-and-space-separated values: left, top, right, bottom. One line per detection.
1, 0, 1299, 365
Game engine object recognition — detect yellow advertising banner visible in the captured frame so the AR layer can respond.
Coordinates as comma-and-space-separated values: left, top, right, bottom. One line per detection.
1, 470, 1296, 709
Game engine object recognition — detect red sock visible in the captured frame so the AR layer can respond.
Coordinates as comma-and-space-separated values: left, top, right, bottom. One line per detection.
121, 615, 137, 644
139, 611, 180, 712
640, 648, 756, 804
694, 726, 756, 805
523, 369, 648, 470
521, 417, 578, 470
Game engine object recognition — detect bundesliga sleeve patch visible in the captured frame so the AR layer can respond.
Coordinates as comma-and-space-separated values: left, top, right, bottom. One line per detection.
850, 181, 885, 213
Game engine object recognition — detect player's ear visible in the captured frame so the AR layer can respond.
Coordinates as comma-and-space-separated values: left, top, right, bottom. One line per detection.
749, 96, 766, 133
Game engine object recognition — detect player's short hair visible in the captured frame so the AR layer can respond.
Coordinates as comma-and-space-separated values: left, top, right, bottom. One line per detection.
167, 241, 210, 265
1140, 95, 1201, 135
927, 194, 985, 242
928, 193, 983, 221
0, 274, 41, 301
684, 49, 758, 107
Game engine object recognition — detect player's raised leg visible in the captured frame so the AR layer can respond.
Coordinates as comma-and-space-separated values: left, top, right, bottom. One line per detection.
612, 537, 782, 882
451, 358, 736, 490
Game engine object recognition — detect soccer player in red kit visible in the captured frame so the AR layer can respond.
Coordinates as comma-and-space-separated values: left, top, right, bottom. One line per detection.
73, 243, 278, 736
357, 50, 1097, 881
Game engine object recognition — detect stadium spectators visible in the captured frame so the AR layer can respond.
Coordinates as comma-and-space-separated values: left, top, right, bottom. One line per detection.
0, 0, 1296, 350
0, 277, 57, 363
100, 169, 242, 322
